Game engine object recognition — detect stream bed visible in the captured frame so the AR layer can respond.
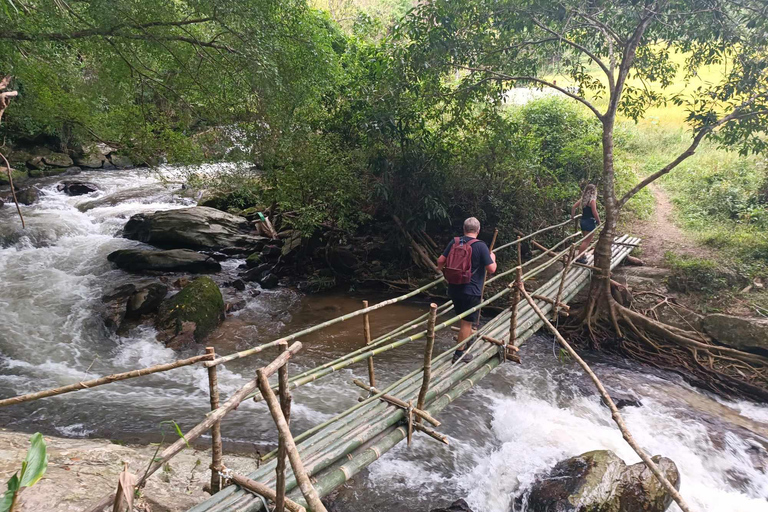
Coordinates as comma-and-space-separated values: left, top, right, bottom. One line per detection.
0, 168, 766, 511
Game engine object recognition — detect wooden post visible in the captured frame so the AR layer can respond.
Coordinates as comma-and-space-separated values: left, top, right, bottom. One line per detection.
516, 234, 522, 268
475, 228, 499, 329
257, 368, 327, 512
416, 303, 438, 423
509, 267, 523, 352
205, 347, 223, 495
362, 300, 376, 388
553, 244, 577, 320
276, 341, 293, 512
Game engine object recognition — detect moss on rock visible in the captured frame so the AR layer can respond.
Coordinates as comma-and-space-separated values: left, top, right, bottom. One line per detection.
245, 252, 262, 268
155, 276, 225, 348
0, 167, 29, 186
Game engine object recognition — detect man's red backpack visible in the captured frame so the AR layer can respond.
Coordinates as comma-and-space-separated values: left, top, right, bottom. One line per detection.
442, 237, 479, 285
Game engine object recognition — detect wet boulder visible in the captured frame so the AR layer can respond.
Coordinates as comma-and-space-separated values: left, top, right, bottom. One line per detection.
701, 314, 768, 353
259, 272, 279, 289
15, 187, 39, 205
108, 248, 222, 274
242, 263, 271, 282
57, 181, 98, 196
126, 283, 168, 318
245, 252, 262, 268
101, 284, 137, 332
155, 277, 225, 348
524, 450, 679, 512
122, 206, 268, 253
431, 499, 474, 512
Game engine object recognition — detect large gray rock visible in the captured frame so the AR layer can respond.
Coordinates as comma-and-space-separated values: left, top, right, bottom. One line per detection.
702, 314, 768, 352
122, 207, 268, 253
15, 187, 39, 205
42, 152, 74, 168
109, 154, 134, 168
524, 450, 679, 512
108, 248, 222, 273
126, 283, 168, 318
74, 145, 106, 168
57, 181, 98, 196
431, 500, 473, 512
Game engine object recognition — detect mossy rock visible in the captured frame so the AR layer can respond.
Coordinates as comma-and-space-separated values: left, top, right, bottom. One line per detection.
245, 252, 262, 268
155, 277, 225, 348
0, 167, 29, 186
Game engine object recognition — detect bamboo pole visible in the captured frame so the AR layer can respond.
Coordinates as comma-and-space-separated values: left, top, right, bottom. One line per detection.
205, 347, 223, 495
227, 471, 307, 512
531, 294, 570, 310
362, 300, 376, 388
352, 379, 440, 426
554, 244, 577, 320
0, 352, 214, 408
475, 228, 499, 329
416, 303, 438, 423
276, 342, 293, 512
516, 234, 522, 267
257, 367, 327, 512
83, 343, 300, 512
509, 267, 522, 351
518, 283, 693, 512
492, 216, 579, 254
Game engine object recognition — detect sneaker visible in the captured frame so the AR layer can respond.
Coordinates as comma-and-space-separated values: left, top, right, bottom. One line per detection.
460, 353, 474, 363
576, 256, 588, 264
452, 350, 464, 364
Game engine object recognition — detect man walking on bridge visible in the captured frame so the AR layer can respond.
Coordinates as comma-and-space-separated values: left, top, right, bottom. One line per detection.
437, 217, 497, 363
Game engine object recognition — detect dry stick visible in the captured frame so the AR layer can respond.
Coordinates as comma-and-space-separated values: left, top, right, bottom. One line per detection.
227, 471, 306, 512
518, 284, 694, 512
362, 300, 376, 388
82, 343, 296, 512
415, 303, 438, 424
257, 368, 327, 512
0, 150, 24, 229
475, 228, 499, 329
554, 245, 577, 320
352, 380, 440, 427
0, 352, 214, 408
205, 347, 223, 495
276, 342, 293, 512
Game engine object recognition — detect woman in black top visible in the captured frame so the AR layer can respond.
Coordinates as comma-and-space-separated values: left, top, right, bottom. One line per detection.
571, 184, 601, 264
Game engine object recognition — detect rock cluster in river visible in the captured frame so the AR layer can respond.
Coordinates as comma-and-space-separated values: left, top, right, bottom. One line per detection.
522, 450, 679, 512
155, 276, 225, 349
108, 248, 222, 274
122, 206, 268, 253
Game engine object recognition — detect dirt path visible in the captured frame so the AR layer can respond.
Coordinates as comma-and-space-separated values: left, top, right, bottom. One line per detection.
625, 184, 713, 266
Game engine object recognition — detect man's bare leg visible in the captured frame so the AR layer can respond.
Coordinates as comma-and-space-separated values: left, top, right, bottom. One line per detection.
457, 319, 474, 350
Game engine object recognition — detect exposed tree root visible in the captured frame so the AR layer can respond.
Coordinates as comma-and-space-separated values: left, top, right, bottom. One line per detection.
567, 285, 768, 402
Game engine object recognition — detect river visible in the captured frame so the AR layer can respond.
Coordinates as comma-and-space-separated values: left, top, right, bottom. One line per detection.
0, 168, 766, 512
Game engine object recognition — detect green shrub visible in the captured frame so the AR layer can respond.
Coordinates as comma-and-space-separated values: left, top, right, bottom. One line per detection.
665, 252, 747, 294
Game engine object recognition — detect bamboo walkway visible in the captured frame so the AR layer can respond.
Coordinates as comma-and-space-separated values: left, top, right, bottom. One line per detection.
189, 233, 640, 512
0, 217, 640, 512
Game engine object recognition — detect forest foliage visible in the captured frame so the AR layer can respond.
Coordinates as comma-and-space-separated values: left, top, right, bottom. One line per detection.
2, 0, 766, 268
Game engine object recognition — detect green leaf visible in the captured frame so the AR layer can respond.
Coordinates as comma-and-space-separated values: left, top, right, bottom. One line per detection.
0, 474, 20, 512
19, 433, 47, 488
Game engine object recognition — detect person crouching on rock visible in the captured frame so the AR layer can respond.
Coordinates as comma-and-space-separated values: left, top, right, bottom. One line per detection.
436, 217, 497, 363
571, 184, 601, 264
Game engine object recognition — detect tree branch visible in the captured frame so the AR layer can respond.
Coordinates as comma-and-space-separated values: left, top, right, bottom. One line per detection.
459, 66, 604, 120
530, 17, 615, 91
618, 108, 768, 208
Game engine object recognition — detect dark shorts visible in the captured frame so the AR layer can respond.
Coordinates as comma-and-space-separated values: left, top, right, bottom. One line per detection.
448, 291, 482, 323
580, 217, 597, 232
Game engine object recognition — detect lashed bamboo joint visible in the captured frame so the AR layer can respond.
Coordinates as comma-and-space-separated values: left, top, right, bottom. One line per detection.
352, 379, 441, 427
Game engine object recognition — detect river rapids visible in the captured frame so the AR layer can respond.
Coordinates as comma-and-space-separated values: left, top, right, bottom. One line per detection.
0, 168, 766, 511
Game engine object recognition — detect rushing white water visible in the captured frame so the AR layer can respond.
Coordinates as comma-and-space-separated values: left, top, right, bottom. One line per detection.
1, 168, 767, 512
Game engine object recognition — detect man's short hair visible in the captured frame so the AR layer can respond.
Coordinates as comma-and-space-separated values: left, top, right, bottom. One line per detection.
463, 217, 481, 234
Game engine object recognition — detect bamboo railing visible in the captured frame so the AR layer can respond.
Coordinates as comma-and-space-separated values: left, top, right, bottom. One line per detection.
0, 216, 636, 512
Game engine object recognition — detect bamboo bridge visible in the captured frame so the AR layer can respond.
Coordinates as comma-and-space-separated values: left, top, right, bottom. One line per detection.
0, 219, 640, 512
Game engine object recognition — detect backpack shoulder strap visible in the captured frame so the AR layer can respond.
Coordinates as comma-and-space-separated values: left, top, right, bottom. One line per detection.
466, 238, 480, 246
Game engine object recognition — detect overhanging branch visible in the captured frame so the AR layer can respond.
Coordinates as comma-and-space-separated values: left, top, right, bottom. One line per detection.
459, 66, 604, 120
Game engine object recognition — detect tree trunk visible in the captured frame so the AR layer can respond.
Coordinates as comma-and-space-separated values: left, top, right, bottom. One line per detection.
585, 117, 620, 320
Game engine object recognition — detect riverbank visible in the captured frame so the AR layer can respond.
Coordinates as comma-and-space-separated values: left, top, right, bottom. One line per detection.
0, 429, 259, 512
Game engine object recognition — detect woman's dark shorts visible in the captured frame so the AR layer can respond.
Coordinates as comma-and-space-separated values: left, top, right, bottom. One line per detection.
580, 217, 597, 232
448, 291, 482, 323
